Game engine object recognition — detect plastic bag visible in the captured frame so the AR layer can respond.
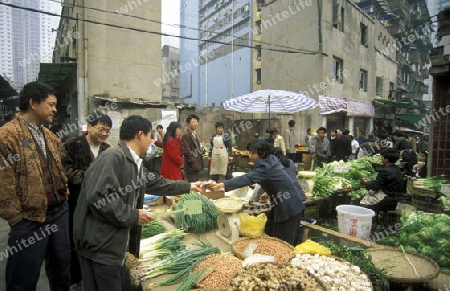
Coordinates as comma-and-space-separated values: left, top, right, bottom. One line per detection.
294, 239, 331, 255
238, 213, 267, 238
242, 254, 276, 267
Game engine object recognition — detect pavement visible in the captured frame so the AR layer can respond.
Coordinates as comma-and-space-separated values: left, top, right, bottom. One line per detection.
0, 169, 224, 290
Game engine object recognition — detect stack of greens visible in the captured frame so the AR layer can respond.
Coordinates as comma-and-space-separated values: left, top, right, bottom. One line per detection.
139, 229, 187, 261
414, 175, 450, 191
140, 241, 220, 283
311, 156, 377, 198
377, 210, 450, 271
174, 192, 221, 233
141, 220, 167, 239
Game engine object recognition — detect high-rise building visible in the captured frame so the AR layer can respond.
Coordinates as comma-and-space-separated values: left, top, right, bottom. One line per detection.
180, 0, 254, 107
0, 0, 59, 91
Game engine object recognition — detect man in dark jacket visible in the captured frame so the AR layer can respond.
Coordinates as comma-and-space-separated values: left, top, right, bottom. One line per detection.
73, 115, 204, 291
181, 114, 204, 182
332, 129, 352, 162
207, 139, 304, 246
392, 131, 410, 151
61, 112, 112, 287
361, 148, 403, 213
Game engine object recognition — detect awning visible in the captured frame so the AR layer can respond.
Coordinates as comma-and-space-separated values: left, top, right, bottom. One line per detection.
318, 95, 347, 115
319, 95, 375, 117
397, 114, 422, 123
396, 85, 409, 93
373, 99, 422, 110
347, 99, 375, 117
37, 63, 76, 92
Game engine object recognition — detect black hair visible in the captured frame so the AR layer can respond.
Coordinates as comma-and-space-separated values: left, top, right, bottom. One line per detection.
360, 130, 365, 134
215, 121, 224, 128
343, 129, 350, 136
288, 120, 295, 127
306, 128, 311, 133
349, 135, 354, 140
19, 81, 57, 111
392, 131, 402, 137
162, 121, 182, 147
273, 147, 290, 167
378, 132, 388, 140
156, 124, 163, 130
317, 127, 327, 133
119, 115, 152, 140
421, 151, 429, 158
272, 126, 279, 133
186, 114, 200, 123
265, 127, 274, 135
380, 148, 399, 163
246, 139, 271, 159
87, 111, 112, 128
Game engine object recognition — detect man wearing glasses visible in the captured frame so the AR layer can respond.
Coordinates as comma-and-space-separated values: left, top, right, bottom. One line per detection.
61, 112, 112, 289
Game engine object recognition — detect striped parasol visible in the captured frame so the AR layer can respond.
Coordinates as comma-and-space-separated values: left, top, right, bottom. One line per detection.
223, 90, 317, 123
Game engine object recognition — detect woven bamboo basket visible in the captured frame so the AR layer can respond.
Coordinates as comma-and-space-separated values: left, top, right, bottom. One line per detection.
406, 177, 439, 198
365, 248, 440, 283
231, 237, 294, 263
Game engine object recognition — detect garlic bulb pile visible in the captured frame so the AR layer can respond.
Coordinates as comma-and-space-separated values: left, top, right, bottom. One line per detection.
291, 253, 372, 291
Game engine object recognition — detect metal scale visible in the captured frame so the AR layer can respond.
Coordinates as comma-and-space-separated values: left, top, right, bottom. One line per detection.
215, 198, 243, 245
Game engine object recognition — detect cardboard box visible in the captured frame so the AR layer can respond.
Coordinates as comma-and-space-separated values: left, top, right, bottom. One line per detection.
149, 196, 164, 205
164, 196, 174, 207
201, 190, 225, 200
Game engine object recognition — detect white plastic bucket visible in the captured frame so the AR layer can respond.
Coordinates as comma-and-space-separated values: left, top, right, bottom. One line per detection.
336, 205, 375, 240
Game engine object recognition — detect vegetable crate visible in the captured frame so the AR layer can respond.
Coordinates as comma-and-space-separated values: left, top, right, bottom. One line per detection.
411, 194, 443, 214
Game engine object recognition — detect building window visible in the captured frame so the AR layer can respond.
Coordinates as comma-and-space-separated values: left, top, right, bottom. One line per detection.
376, 76, 383, 96
256, 45, 261, 61
332, 1, 344, 32
256, 68, 261, 84
402, 69, 410, 84
332, 57, 343, 83
360, 23, 368, 47
255, 20, 261, 35
360, 70, 367, 91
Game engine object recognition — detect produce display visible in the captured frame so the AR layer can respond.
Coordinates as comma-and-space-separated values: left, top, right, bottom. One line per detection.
319, 242, 389, 291
413, 175, 450, 191
439, 196, 450, 210
193, 253, 243, 289
232, 237, 294, 263
140, 229, 187, 261
311, 157, 377, 198
228, 263, 323, 290
173, 192, 221, 233
377, 210, 450, 271
141, 220, 167, 238
291, 253, 372, 291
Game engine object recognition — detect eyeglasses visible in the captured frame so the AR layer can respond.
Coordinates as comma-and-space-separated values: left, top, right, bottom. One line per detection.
93, 126, 111, 135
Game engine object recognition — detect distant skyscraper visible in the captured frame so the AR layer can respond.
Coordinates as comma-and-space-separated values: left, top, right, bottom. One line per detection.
0, 0, 60, 91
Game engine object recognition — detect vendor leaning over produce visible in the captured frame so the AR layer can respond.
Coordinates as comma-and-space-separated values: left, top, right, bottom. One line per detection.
73, 115, 205, 291
359, 148, 403, 214
207, 139, 305, 246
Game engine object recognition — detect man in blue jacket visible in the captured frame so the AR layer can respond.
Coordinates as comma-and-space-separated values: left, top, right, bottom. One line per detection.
207, 139, 304, 245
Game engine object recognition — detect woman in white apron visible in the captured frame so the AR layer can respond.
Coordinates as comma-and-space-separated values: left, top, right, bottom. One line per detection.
208, 122, 233, 182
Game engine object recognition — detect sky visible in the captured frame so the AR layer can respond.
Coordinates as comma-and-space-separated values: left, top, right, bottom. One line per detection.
161, 0, 181, 48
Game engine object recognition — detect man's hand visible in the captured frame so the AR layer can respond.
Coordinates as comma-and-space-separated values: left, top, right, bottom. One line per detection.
138, 209, 154, 225
259, 193, 268, 203
207, 182, 223, 191
191, 181, 205, 192
362, 178, 370, 184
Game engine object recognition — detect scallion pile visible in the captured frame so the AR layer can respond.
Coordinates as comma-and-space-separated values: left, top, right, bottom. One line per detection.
174, 192, 221, 233
140, 240, 220, 283
141, 220, 166, 239
139, 229, 187, 261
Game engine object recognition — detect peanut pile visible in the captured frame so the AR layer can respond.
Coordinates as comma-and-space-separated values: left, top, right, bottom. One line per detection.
194, 253, 243, 289
228, 263, 322, 291
233, 238, 294, 263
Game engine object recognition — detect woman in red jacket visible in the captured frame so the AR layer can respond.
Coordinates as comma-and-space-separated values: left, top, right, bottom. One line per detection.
160, 122, 184, 180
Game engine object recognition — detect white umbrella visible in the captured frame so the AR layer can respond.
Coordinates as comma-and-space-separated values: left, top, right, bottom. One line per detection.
223, 89, 318, 124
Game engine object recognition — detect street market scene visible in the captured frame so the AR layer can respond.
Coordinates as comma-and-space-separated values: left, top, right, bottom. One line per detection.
0, 0, 450, 291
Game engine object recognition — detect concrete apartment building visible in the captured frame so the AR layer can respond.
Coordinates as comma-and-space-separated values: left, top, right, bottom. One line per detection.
161, 45, 181, 102
48, 0, 162, 143
259, 0, 396, 135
